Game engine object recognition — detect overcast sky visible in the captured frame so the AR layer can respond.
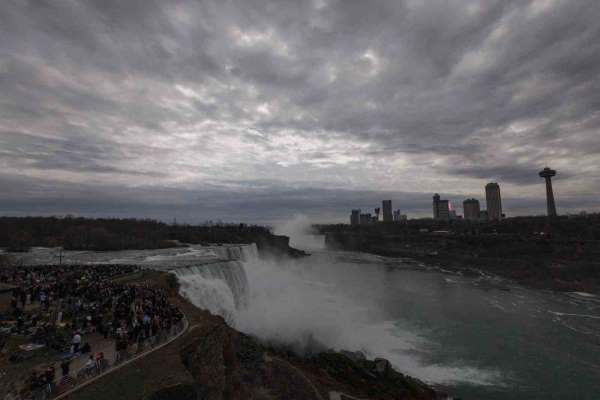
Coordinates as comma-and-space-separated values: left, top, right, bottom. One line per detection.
1, 0, 599, 223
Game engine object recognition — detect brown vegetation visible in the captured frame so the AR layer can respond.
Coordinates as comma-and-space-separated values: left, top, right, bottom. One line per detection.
0, 217, 300, 256
318, 214, 600, 293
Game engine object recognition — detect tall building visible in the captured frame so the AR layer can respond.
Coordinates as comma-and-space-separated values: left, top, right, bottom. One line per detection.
438, 200, 450, 220
463, 198, 481, 221
433, 194, 441, 219
350, 209, 361, 225
359, 213, 373, 225
382, 200, 393, 222
393, 209, 401, 222
433, 194, 450, 220
539, 167, 557, 217
485, 182, 502, 221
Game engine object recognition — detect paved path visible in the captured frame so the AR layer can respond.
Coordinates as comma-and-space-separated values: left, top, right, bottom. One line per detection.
53, 318, 189, 400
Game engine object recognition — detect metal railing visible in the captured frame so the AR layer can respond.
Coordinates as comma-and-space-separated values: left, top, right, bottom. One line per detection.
21, 319, 188, 400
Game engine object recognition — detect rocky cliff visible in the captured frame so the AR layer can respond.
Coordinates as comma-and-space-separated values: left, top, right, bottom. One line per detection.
175, 313, 441, 400
255, 233, 308, 258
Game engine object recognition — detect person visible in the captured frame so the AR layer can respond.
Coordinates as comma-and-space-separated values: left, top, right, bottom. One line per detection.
60, 358, 71, 377
95, 352, 106, 372
82, 355, 95, 377
143, 313, 151, 339
71, 332, 81, 353
10, 296, 17, 314
39, 292, 47, 310
115, 335, 128, 363
16, 316, 24, 332
44, 366, 55, 396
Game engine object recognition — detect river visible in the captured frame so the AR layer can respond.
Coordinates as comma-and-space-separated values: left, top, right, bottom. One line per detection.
229, 237, 600, 400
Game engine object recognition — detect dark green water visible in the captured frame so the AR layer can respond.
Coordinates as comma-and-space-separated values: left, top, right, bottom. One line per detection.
269, 251, 600, 400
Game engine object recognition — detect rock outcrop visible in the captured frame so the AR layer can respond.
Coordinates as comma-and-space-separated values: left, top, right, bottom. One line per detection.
175, 313, 442, 400
255, 234, 308, 258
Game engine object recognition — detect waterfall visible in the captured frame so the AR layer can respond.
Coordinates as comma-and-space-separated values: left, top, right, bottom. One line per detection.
205, 243, 259, 262
173, 244, 258, 324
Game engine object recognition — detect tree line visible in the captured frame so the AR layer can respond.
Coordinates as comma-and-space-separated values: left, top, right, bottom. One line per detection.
0, 216, 273, 252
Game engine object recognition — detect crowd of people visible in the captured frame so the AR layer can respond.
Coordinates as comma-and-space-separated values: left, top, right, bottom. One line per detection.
0, 263, 185, 400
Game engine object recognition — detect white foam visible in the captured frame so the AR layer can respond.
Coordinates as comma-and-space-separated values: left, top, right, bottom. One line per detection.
178, 272, 236, 323
548, 311, 600, 319
571, 292, 597, 298
144, 247, 218, 262
233, 254, 504, 387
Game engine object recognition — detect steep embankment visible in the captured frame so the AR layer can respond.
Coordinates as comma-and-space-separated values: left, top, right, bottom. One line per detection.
176, 315, 439, 400
324, 230, 600, 293
255, 233, 308, 258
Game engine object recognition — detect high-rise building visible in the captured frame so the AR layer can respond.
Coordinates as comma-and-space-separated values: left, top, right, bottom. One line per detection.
350, 209, 361, 225
438, 200, 450, 220
433, 194, 450, 220
359, 213, 373, 225
485, 182, 502, 221
433, 194, 441, 219
382, 200, 393, 222
393, 209, 401, 222
447, 201, 455, 219
463, 198, 481, 221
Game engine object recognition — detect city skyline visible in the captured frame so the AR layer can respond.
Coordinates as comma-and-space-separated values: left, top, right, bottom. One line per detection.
1, 1, 600, 223
348, 170, 577, 223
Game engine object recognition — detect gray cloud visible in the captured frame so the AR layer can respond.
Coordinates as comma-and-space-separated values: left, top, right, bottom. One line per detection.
1, 0, 599, 222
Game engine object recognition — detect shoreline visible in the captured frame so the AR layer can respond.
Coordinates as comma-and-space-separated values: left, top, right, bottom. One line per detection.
320, 227, 600, 296
347, 245, 600, 296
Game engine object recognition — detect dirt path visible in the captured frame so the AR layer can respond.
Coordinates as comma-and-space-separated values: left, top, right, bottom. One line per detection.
268, 355, 370, 400
268, 355, 325, 400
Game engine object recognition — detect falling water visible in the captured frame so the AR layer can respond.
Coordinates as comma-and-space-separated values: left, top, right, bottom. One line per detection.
173, 244, 256, 324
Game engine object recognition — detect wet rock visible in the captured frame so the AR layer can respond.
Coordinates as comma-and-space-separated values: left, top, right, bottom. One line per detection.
180, 324, 246, 400
340, 350, 367, 363
374, 358, 391, 376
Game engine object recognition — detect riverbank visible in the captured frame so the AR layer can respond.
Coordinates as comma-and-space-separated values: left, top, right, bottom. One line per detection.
320, 220, 600, 294
354, 243, 600, 294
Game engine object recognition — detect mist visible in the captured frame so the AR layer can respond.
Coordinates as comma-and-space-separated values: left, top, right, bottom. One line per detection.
232, 242, 502, 386
273, 214, 325, 251
176, 227, 502, 386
